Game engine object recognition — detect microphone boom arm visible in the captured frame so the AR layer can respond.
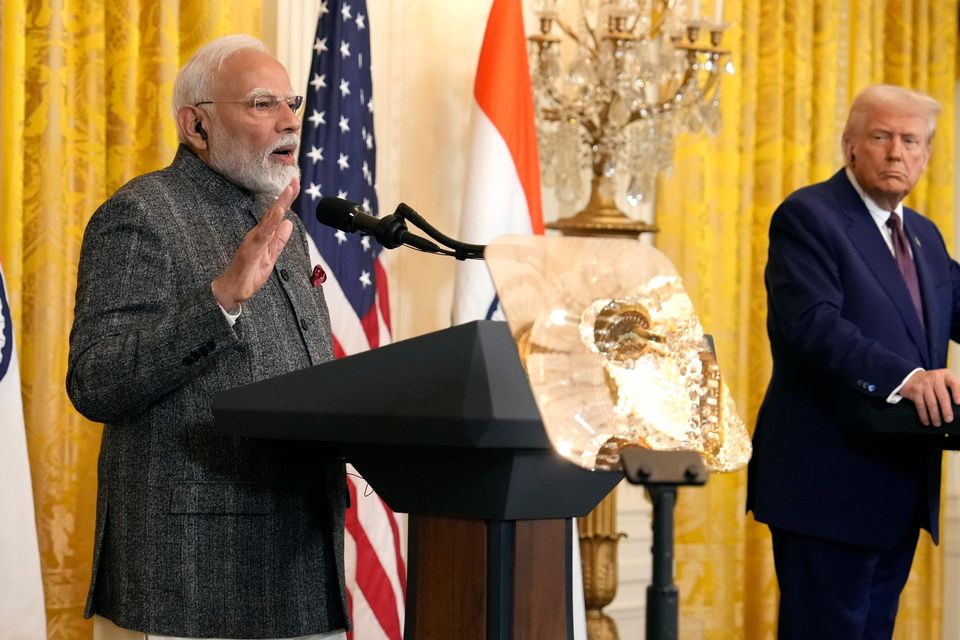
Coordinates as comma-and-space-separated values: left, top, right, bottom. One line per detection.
314, 196, 485, 261
394, 203, 486, 261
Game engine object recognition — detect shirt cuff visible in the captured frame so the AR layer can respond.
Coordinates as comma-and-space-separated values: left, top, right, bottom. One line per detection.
887, 367, 924, 404
219, 302, 242, 327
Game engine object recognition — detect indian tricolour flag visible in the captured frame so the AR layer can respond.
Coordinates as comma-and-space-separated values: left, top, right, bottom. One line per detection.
451, 3, 588, 639
452, 0, 544, 324
0, 263, 46, 639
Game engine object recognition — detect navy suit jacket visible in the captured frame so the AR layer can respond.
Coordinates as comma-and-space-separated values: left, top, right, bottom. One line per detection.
747, 169, 960, 548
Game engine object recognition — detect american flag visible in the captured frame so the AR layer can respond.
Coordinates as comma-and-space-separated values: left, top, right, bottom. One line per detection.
292, 3, 406, 639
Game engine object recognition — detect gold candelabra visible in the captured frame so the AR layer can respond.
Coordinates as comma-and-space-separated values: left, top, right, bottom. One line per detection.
579, 485, 626, 640
528, 0, 733, 237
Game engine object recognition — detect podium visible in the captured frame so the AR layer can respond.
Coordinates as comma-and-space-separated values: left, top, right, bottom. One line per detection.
213, 320, 621, 639
861, 398, 960, 449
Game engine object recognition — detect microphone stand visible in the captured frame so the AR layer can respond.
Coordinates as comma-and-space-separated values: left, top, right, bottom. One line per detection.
620, 447, 707, 640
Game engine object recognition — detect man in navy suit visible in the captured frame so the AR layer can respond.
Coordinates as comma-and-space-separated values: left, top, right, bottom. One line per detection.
747, 84, 960, 639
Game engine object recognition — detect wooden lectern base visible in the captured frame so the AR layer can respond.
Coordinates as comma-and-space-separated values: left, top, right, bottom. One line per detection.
406, 516, 574, 640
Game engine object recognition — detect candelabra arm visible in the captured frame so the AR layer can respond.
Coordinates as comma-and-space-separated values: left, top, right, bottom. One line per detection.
583, 118, 603, 145
576, 0, 601, 52
697, 53, 725, 98
647, 0, 673, 38
554, 17, 591, 54
619, 51, 724, 126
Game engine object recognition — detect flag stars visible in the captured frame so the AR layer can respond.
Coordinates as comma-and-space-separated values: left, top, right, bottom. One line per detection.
356, 13, 366, 30
367, 98, 374, 113
308, 109, 326, 127
339, 79, 351, 97
358, 53, 364, 70
341, 3, 352, 21
359, 270, 372, 288
313, 37, 328, 55
360, 237, 372, 252
362, 197, 371, 212
334, 230, 348, 244
319, 1, 329, 16
361, 160, 371, 182
340, 42, 351, 58
305, 183, 322, 201
338, 115, 350, 133
337, 153, 350, 170
365, 132, 374, 150
306, 146, 323, 163
337, 189, 349, 199
310, 73, 327, 91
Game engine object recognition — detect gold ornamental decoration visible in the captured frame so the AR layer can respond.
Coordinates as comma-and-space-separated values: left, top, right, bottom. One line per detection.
485, 235, 750, 473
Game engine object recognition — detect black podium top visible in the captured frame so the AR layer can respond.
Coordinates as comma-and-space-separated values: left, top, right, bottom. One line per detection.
213, 321, 621, 520
214, 320, 546, 448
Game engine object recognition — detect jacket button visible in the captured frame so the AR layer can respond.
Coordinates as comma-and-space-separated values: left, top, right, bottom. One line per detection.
280, 268, 290, 281
300, 318, 309, 331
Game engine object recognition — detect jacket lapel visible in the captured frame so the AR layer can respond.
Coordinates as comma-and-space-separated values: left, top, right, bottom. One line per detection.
832, 172, 930, 364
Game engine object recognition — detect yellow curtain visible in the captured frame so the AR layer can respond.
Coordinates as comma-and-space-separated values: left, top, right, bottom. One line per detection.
655, 0, 956, 638
0, 2, 260, 637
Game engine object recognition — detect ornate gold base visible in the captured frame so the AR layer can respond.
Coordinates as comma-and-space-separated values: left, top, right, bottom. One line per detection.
579, 533, 622, 607
547, 175, 658, 238
547, 210, 658, 238
585, 610, 620, 640
579, 530, 624, 640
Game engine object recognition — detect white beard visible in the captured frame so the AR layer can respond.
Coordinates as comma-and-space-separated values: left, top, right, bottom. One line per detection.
209, 132, 300, 196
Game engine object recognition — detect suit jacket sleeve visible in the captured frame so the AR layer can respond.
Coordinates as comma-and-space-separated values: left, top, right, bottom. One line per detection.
67, 189, 240, 423
765, 196, 920, 397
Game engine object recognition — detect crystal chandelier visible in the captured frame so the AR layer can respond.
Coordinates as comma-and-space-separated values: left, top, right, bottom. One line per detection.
528, 0, 734, 236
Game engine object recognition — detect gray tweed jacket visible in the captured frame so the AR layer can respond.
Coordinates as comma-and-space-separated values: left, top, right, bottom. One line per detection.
67, 146, 349, 638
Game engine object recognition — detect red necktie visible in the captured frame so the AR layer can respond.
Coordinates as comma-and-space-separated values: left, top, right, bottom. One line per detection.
886, 212, 924, 330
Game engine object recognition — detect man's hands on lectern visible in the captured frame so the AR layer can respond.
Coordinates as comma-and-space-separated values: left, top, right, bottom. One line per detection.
212, 177, 299, 314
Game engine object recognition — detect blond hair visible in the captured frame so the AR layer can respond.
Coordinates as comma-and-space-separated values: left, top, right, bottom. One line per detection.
842, 84, 941, 160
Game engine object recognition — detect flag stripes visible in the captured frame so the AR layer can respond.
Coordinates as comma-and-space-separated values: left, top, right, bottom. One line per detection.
293, 3, 405, 638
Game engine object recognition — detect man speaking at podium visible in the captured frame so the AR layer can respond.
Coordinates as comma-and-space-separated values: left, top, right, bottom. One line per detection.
748, 84, 960, 638
67, 36, 349, 639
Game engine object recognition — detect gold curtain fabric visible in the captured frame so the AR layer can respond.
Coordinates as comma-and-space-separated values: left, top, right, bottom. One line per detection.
0, 2, 260, 638
655, 1, 956, 638
3, 1, 957, 638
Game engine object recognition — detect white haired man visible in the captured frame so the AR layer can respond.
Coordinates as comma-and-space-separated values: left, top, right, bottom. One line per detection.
68, 35, 349, 640
748, 84, 960, 638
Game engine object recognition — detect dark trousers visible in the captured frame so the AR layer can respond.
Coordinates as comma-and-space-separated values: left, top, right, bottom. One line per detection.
770, 526, 919, 640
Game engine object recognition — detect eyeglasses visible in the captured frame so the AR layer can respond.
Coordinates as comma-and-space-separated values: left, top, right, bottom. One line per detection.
195, 94, 304, 116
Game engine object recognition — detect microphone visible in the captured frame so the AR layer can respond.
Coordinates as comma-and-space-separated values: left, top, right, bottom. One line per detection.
315, 197, 438, 252
315, 196, 394, 246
